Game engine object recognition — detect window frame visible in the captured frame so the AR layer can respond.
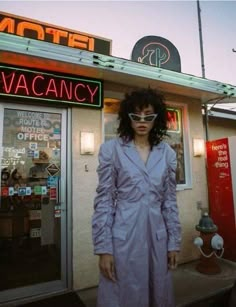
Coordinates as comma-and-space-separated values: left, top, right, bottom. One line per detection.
166, 102, 192, 190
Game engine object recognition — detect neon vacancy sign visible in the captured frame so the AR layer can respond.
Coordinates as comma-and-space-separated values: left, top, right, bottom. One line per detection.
0, 65, 103, 108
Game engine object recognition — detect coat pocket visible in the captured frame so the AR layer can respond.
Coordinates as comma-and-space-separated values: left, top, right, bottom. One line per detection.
112, 228, 127, 241
156, 228, 167, 240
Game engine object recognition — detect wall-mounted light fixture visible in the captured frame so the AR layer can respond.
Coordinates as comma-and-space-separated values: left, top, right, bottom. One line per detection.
193, 138, 205, 157
80, 132, 95, 155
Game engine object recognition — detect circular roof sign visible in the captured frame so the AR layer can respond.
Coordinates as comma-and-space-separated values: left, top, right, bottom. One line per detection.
131, 36, 181, 72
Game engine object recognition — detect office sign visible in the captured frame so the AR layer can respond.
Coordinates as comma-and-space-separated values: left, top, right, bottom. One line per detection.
131, 36, 181, 72
0, 65, 103, 108
0, 11, 111, 55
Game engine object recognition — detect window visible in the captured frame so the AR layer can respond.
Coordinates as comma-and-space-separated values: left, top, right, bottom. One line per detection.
104, 98, 191, 189
164, 107, 186, 185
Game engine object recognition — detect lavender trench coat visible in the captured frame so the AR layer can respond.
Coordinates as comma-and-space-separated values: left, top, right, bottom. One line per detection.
92, 137, 181, 307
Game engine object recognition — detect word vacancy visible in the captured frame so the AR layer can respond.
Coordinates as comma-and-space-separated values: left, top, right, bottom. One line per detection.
0, 66, 102, 107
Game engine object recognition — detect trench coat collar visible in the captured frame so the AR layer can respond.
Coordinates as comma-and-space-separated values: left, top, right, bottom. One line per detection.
118, 137, 165, 174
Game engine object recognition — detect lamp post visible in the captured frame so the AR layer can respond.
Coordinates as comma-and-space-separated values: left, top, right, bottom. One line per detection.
197, 0, 209, 141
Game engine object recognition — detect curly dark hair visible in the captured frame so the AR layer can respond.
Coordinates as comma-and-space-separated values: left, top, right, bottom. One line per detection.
117, 88, 168, 147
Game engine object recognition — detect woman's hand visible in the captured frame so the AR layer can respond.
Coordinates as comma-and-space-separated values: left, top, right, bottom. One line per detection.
168, 251, 179, 270
99, 254, 116, 282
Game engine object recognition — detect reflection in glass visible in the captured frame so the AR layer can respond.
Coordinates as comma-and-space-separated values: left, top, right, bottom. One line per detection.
0, 109, 62, 290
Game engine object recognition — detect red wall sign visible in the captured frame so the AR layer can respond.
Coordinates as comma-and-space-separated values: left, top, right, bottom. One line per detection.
0, 65, 103, 108
206, 138, 236, 260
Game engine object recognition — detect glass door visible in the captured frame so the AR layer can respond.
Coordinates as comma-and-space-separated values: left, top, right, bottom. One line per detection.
0, 103, 69, 303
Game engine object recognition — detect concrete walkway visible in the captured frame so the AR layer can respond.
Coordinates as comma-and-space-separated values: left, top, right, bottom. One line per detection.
78, 259, 236, 307
173, 259, 236, 306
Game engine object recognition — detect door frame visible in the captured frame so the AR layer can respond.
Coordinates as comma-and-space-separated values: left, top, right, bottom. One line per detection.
0, 101, 72, 304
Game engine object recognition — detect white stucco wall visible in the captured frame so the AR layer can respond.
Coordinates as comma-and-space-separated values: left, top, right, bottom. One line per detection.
71, 93, 209, 290
72, 107, 101, 289
208, 117, 236, 141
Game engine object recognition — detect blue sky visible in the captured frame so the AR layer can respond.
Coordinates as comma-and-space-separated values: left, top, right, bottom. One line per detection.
1, 0, 236, 87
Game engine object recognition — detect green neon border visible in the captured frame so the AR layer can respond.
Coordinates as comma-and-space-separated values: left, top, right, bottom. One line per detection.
0, 65, 103, 108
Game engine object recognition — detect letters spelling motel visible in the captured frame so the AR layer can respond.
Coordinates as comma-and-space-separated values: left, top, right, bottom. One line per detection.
0, 11, 111, 54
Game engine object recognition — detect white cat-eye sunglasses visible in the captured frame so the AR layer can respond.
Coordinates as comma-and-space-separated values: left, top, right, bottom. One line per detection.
128, 113, 158, 122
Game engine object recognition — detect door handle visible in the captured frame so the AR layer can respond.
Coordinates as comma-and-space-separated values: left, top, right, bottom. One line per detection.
56, 177, 66, 211
56, 177, 60, 205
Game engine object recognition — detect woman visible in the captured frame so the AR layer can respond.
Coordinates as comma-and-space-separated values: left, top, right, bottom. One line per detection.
92, 88, 181, 307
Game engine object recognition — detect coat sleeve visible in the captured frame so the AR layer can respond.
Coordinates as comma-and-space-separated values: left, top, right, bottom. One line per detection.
161, 146, 181, 252
92, 141, 117, 255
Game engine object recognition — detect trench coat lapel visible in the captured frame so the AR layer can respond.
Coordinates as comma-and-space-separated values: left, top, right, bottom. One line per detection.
146, 142, 165, 172
119, 139, 164, 175
120, 139, 148, 175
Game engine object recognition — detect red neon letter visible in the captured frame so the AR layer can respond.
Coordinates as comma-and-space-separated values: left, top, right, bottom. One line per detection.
167, 111, 178, 131
87, 85, 98, 103
74, 83, 85, 102
45, 78, 58, 97
15, 74, 29, 95
1, 72, 15, 93
32, 75, 44, 96
60, 80, 72, 100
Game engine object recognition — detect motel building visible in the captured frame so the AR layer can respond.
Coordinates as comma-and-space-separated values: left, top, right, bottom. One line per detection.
0, 11, 236, 305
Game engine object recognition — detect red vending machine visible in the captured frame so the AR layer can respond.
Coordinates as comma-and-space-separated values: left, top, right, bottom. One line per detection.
206, 136, 236, 261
